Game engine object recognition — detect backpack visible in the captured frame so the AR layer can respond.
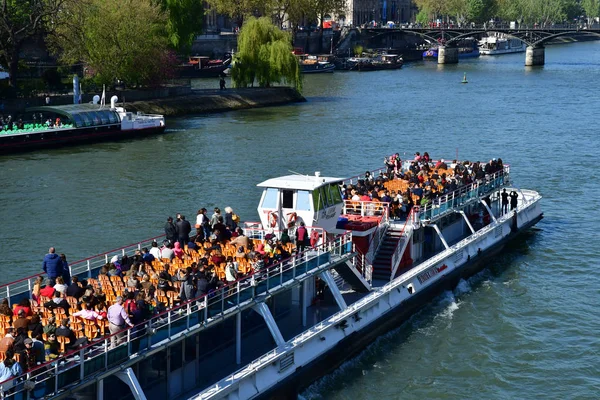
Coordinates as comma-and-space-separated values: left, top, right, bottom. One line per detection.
124, 299, 137, 316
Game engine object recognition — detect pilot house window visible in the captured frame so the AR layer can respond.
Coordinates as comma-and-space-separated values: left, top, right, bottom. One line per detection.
296, 190, 312, 211
282, 190, 294, 209
261, 188, 278, 209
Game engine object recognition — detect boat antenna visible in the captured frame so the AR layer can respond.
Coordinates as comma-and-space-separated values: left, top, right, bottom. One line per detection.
288, 170, 305, 176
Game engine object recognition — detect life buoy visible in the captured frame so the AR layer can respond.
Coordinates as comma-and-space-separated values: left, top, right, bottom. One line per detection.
287, 212, 298, 227
310, 230, 320, 248
268, 211, 278, 228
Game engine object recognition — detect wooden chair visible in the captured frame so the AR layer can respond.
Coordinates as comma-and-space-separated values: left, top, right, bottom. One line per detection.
84, 325, 99, 340
98, 319, 109, 335
57, 336, 70, 353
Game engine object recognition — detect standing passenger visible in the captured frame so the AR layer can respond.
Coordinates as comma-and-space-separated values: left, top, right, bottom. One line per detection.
164, 216, 177, 245
107, 296, 134, 349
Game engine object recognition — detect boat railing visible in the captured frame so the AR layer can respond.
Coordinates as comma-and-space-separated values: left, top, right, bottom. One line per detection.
390, 207, 419, 277
342, 200, 389, 221
418, 166, 510, 222
0, 234, 167, 307
2, 231, 355, 398
242, 224, 327, 245
355, 216, 389, 277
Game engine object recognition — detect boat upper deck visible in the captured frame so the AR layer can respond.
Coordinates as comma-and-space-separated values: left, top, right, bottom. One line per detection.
0, 154, 514, 397
0, 227, 356, 397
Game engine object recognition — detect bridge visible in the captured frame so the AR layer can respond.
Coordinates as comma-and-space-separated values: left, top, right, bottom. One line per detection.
355, 26, 600, 66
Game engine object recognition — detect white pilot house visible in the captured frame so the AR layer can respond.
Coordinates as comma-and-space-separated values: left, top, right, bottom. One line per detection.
256, 172, 345, 234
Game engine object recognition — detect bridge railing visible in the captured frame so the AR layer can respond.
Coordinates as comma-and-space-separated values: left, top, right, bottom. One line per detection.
1, 231, 355, 398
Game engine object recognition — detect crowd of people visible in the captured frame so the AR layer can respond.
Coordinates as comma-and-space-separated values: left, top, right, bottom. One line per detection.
0, 114, 65, 133
0, 207, 305, 390
341, 152, 507, 219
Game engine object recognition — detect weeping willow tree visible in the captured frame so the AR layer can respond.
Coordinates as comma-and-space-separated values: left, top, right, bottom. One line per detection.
232, 17, 302, 93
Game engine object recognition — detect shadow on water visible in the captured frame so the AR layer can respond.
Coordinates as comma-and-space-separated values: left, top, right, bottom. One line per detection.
301, 229, 542, 400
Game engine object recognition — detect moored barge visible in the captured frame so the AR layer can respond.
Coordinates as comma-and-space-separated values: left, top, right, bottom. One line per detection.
0, 97, 165, 154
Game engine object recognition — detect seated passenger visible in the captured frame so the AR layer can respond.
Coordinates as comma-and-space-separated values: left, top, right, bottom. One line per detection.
0, 350, 22, 385
44, 333, 60, 360
0, 299, 13, 320
66, 276, 85, 299
13, 298, 33, 317
44, 291, 70, 316
173, 242, 184, 259
12, 310, 29, 331
53, 276, 68, 295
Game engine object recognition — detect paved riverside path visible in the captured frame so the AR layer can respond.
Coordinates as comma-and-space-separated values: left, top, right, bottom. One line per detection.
125, 87, 305, 117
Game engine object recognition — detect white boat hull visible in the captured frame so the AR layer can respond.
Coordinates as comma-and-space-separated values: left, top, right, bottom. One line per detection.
195, 190, 543, 400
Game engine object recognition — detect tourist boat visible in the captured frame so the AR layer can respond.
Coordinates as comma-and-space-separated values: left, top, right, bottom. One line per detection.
0, 158, 543, 400
0, 96, 165, 154
479, 36, 527, 55
423, 38, 480, 60
177, 55, 233, 78
297, 54, 335, 74
347, 53, 404, 71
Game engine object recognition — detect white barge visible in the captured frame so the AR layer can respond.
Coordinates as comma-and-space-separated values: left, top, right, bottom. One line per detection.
0, 159, 542, 400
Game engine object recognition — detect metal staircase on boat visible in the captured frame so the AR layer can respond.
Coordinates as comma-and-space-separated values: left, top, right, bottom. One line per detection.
371, 227, 405, 280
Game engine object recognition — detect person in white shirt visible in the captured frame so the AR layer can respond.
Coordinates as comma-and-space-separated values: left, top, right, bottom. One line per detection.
52, 277, 68, 295
149, 241, 161, 260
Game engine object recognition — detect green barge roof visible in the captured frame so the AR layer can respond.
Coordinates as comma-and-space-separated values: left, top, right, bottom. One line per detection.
26, 104, 121, 128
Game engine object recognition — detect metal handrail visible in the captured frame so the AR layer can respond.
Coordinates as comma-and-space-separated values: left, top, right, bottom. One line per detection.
0, 234, 167, 306
418, 166, 510, 222
342, 200, 390, 220
390, 207, 419, 273
1, 231, 354, 397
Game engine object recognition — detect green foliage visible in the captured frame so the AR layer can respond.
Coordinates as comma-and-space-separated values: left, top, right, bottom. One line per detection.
415, 8, 430, 24
582, 0, 600, 22
232, 17, 302, 92
155, 0, 204, 53
50, 0, 172, 86
0, 0, 68, 88
465, 0, 495, 23
414, 0, 576, 24
353, 45, 363, 56
205, 0, 268, 26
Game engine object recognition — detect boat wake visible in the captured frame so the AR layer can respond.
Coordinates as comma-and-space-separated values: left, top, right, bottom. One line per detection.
301, 277, 481, 399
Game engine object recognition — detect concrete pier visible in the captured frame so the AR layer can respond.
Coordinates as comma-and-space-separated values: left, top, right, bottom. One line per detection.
525, 45, 545, 66
438, 46, 459, 64
125, 87, 306, 117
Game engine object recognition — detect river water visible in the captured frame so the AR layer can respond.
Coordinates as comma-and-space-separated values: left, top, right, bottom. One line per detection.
1, 42, 599, 399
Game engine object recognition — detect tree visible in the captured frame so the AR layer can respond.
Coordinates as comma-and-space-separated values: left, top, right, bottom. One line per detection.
304, 0, 345, 52
466, 0, 495, 23
271, 0, 310, 30
232, 17, 301, 92
155, 0, 204, 53
0, 0, 68, 89
49, 0, 171, 86
581, 0, 600, 25
205, 0, 267, 28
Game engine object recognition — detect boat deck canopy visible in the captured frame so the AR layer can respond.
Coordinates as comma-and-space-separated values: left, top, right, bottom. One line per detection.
26, 104, 121, 128
257, 174, 345, 191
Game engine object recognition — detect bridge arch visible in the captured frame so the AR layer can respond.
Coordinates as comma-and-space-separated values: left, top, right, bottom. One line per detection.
532, 30, 600, 46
